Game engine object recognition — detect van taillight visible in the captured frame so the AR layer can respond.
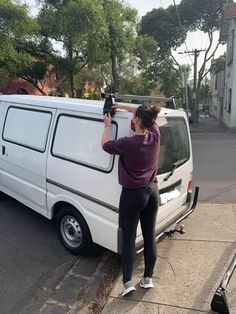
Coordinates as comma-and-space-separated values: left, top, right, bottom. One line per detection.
188, 181, 193, 193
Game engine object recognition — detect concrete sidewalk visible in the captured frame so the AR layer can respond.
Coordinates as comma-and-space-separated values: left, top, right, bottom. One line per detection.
101, 204, 236, 314
190, 117, 229, 134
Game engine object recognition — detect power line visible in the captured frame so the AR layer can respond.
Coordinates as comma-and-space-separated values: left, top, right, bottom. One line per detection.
172, 0, 194, 65
173, 0, 182, 27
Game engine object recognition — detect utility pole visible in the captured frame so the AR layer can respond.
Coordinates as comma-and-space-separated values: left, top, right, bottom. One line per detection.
179, 49, 206, 123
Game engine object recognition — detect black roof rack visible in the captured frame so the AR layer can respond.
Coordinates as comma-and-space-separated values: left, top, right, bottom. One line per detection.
102, 93, 177, 115
114, 94, 177, 109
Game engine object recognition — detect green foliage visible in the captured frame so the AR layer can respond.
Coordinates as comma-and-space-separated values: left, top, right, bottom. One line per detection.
0, 68, 9, 88
21, 61, 48, 80
134, 35, 158, 69
0, 0, 36, 39
199, 79, 211, 105
199, 82, 211, 98
101, 1, 137, 51
0, 0, 49, 94
179, 0, 226, 33
120, 75, 158, 96
140, 0, 227, 52
1, 0, 226, 101
101, 0, 138, 92
140, 0, 228, 120
211, 55, 226, 74
156, 66, 184, 101
37, 0, 108, 96
140, 7, 187, 52
0, 0, 37, 75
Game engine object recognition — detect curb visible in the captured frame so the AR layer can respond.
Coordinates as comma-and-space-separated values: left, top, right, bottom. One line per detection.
35, 251, 120, 314
83, 253, 120, 314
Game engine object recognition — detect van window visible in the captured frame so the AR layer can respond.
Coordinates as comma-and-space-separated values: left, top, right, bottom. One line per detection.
158, 117, 190, 175
52, 115, 117, 172
3, 107, 52, 152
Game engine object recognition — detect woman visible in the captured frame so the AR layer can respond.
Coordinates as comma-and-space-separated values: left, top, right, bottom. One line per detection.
101, 102, 160, 297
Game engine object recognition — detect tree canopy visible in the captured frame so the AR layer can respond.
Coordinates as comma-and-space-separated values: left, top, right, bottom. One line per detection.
140, 0, 228, 121
0, 0, 36, 76
0, 0, 50, 94
36, 0, 107, 97
0, 0, 229, 103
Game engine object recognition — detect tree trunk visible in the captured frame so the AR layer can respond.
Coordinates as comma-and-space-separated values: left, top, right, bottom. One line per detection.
111, 50, 120, 93
68, 41, 76, 98
69, 69, 75, 98
20, 76, 47, 95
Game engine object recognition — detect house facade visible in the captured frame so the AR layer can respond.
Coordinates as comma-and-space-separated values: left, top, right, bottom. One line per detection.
0, 65, 57, 96
219, 2, 236, 128
210, 58, 225, 120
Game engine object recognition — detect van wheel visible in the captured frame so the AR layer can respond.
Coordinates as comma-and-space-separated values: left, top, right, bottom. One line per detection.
56, 206, 92, 255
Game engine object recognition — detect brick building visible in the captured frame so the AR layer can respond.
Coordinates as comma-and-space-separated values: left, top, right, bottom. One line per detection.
0, 65, 57, 96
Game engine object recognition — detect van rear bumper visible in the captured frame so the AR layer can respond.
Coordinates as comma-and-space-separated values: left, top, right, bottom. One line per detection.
117, 186, 199, 255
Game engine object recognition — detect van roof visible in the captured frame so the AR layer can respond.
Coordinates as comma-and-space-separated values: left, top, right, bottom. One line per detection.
0, 95, 185, 118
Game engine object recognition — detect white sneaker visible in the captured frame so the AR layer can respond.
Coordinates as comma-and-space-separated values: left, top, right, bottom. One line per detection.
122, 281, 136, 297
140, 277, 154, 289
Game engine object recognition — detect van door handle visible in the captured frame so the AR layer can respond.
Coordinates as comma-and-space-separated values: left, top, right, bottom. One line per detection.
2, 145, 5, 155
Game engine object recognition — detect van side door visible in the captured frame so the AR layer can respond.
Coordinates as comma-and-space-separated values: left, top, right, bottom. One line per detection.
0, 102, 55, 216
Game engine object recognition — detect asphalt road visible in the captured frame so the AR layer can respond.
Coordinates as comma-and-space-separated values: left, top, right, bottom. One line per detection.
0, 193, 79, 314
192, 128, 236, 203
0, 117, 235, 313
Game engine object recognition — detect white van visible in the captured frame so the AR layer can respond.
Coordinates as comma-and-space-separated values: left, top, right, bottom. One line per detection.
0, 95, 198, 254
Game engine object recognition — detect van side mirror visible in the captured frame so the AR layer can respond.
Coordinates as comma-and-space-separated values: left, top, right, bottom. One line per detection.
103, 94, 115, 116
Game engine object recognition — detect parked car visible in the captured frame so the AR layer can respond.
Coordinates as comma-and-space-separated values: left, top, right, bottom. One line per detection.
0, 95, 198, 254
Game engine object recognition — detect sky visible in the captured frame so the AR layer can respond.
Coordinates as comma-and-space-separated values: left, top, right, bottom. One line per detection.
23, 0, 226, 75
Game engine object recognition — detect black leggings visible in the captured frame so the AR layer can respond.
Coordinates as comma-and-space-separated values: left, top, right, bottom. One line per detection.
119, 182, 159, 284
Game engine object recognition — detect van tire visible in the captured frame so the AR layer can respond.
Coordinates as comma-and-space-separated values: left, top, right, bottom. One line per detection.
56, 206, 92, 255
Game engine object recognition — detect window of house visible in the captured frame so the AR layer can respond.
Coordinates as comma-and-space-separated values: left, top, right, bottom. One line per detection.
52, 115, 117, 172
17, 88, 28, 94
215, 74, 218, 90
228, 29, 234, 65
228, 88, 232, 113
3, 107, 52, 152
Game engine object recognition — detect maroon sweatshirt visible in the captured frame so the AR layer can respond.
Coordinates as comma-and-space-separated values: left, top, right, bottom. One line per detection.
103, 124, 160, 188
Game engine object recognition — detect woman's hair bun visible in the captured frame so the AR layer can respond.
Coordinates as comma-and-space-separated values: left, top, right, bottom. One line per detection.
151, 105, 161, 117
135, 104, 160, 129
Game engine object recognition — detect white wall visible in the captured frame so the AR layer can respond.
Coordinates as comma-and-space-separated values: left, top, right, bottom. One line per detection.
223, 19, 236, 128
210, 64, 225, 120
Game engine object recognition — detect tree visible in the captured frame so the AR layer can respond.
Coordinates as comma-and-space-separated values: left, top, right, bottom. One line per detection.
211, 54, 226, 74
37, 0, 107, 97
199, 79, 211, 105
120, 75, 158, 96
0, 0, 49, 94
140, 0, 229, 122
0, 69, 9, 88
101, 0, 138, 92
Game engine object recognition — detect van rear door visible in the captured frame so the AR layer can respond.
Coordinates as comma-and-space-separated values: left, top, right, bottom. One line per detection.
157, 115, 192, 221
0, 102, 55, 216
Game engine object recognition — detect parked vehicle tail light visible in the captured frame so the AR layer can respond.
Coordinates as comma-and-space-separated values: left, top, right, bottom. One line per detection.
187, 181, 193, 193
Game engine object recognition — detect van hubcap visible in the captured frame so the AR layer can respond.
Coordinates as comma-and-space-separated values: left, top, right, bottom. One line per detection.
61, 215, 83, 248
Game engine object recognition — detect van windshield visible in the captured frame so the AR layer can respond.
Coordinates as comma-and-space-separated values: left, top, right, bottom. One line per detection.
158, 117, 190, 175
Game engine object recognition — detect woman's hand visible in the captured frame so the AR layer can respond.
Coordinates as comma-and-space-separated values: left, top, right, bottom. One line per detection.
104, 112, 111, 126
